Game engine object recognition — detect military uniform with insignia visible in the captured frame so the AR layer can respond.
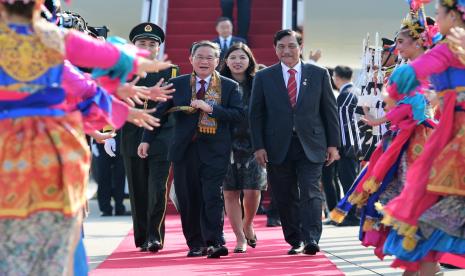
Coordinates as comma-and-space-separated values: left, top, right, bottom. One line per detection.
120, 22, 179, 252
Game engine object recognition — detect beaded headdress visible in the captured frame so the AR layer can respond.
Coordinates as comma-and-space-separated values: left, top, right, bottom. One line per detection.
400, 1, 440, 47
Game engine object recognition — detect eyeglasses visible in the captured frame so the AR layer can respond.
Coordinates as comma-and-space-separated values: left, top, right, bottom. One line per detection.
276, 44, 299, 50
194, 55, 217, 61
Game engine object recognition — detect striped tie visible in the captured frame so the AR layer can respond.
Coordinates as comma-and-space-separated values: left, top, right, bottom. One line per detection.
287, 69, 297, 108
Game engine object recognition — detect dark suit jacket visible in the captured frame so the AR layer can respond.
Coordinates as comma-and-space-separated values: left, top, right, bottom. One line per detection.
337, 83, 360, 158
249, 62, 340, 164
120, 67, 177, 158
212, 36, 247, 59
337, 83, 359, 138
142, 74, 243, 166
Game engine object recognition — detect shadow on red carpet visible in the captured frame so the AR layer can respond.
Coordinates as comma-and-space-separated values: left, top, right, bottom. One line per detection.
90, 215, 343, 276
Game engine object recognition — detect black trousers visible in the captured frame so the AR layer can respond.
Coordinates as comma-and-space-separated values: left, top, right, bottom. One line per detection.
336, 153, 360, 220
173, 143, 227, 249
123, 155, 170, 247
267, 136, 324, 246
321, 162, 341, 212
92, 147, 126, 214
220, 0, 251, 40
266, 185, 280, 220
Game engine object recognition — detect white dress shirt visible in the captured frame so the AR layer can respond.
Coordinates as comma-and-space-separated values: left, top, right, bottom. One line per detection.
281, 62, 302, 100
219, 36, 232, 49
195, 75, 212, 92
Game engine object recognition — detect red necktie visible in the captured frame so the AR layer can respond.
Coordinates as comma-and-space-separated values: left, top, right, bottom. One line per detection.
287, 69, 297, 107
197, 79, 206, 100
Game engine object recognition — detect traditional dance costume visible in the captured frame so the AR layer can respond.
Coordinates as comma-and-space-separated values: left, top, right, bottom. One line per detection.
382, 37, 465, 265
0, 19, 146, 275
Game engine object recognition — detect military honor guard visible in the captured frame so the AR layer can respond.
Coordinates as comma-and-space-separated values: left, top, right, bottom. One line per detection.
121, 22, 178, 253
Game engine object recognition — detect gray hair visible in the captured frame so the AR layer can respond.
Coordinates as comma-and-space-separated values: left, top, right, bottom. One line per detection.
190, 40, 221, 58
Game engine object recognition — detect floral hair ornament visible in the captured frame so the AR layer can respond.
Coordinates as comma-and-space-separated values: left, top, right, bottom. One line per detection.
458, 0, 465, 18
400, 11, 424, 40
441, 0, 465, 19
406, 0, 431, 11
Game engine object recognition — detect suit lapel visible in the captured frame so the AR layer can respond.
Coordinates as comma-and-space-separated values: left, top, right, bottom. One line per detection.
271, 64, 290, 104
179, 76, 193, 105
296, 62, 310, 109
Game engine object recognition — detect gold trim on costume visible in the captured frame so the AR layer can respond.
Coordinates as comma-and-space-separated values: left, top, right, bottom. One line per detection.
329, 208, 346, 224
0, 22, 63, 82
0, 197, 87, 218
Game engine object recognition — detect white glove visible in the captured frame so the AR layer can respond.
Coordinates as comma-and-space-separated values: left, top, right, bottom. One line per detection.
91, 143, 99, 157
103, 138, 116, 157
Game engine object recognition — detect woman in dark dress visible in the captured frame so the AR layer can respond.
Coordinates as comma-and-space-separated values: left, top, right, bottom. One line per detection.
220, 43, 266, 253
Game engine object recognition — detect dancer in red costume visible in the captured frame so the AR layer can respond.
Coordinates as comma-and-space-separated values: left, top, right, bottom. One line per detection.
0, 0, 172, 274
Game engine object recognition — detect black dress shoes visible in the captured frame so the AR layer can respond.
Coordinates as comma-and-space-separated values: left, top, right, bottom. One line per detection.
115, 210, 132, 216
139, 241, 149, 252
207, 245, 228, 258
287, 243, 304, 255
147, 240, 163, 253
304, 240, 320, 255
266, 217, 282, 227
187, 247, 207, 257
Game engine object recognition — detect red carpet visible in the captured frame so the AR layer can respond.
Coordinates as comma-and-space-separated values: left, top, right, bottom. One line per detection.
91, 215, 343, 276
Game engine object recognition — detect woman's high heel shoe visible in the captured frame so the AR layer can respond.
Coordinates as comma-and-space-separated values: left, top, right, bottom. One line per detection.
245, 234, 257, 248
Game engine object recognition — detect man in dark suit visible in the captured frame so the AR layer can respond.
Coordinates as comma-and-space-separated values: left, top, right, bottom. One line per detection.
120, 22, 178, 253
212, 17, 247, 60
249, 29, 340, 255
332, 66, 360, 226
140, 41, 243, 258
220, 0, 251, 41
91, 130, 127, 217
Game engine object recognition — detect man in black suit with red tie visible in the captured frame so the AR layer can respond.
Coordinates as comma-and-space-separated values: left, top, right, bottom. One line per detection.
249, 29, 340, 255
139, 41, 243, 258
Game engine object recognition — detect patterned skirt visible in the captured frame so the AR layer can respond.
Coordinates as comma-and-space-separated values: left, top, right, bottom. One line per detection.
223, 155, 267, 191
0, 211, 83, 276
0, 112, 90, 218
0, 112, 90, 275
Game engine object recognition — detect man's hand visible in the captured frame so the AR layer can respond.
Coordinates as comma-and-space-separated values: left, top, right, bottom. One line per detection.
127, 107, 160, 130
138, 142, 150, 158
254, 149, 268, 167
325, 147, 340, 166
308, 49, 322, 63
149, 78, 175, 102
190, 100, 213, 113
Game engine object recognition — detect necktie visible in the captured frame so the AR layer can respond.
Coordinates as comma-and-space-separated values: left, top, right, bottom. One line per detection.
222, 39, 228, 51
197, 79, 206, 100
287, 69, 297, 108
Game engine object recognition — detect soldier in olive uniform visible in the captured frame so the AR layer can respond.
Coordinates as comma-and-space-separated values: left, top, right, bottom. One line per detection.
120, 23, 178, 253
